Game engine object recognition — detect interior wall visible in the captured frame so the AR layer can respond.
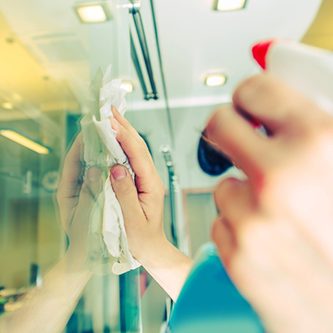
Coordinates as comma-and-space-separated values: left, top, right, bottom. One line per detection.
126, 103, 241, 191
183, 191, 217, 255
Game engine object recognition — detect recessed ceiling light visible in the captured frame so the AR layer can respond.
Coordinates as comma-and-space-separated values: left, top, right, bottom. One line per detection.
2, 102, 13, 110
120, 80, 135, 93
74, 2, 111, 24
204, 73, 227, 87
213, 0, 247, 12
0, 130, 50, 155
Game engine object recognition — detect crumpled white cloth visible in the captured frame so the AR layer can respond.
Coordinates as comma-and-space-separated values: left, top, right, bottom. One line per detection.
86, 66, 140, 275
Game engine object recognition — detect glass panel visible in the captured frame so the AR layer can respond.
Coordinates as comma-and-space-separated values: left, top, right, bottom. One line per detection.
0, 0, 325, 332
0, 1, 144, 332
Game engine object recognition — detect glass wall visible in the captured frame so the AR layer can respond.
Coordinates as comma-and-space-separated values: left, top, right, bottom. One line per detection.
0, 0, 326, 332
0, 1, 147, 332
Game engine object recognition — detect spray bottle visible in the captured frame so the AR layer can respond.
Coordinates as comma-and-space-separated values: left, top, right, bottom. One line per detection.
252, 39, 333, 113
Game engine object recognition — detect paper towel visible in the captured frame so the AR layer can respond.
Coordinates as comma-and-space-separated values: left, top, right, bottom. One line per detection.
81, 66, 140, 275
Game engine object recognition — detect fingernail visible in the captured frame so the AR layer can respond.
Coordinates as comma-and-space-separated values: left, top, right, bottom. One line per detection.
111, 106, 118, 116
110, 117, 120, 132
111, 165, 127, 180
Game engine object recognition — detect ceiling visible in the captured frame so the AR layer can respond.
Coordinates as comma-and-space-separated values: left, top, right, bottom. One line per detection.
0, 0, 325, 117
0, 0, 121, 119
140, 0, 322, 110
0, 12, 79, 120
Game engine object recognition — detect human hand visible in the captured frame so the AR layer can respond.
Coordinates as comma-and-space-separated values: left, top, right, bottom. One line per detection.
109, 107, 166, 262
57, 135, 104, 268
109, 108, 192, 299
206, 74, 333, 332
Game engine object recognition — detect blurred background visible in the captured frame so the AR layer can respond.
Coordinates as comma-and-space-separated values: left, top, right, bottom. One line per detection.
0, 0, 331, 332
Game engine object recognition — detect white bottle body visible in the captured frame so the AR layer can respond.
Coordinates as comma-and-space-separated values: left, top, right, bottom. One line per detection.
266, 41, 333, 113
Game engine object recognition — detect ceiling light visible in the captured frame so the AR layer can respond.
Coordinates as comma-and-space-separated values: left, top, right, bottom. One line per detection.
74, 2, 111, 24
2, 102, 13, 110
0, 130, 50, 155
120, 80, 134, 93
213, 0, 247, 12
204, 73, 227, 87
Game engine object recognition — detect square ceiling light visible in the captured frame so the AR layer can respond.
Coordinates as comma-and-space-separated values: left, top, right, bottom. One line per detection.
2, 102, 13, 110
213, 0, 247, 12
204, 72, 227, 87
74, 2, 111, 24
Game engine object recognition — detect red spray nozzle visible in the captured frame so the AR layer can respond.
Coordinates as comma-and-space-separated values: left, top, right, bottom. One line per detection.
251, 40, 275, 69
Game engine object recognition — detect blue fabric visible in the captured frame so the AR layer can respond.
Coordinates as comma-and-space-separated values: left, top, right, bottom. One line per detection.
168, 243, 264, 333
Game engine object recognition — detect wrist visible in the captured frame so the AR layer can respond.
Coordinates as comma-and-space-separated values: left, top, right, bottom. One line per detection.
137, 236, 193, 300
138, 236, 191, 271
135, 235, 172, 266
65, 245, 91, 272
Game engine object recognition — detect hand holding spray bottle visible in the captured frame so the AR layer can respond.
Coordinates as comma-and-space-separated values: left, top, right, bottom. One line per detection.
198, 40, 333, 176
180, 40, 333, 333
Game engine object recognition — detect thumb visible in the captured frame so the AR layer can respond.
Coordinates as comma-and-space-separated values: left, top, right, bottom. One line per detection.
110, 164, 146, 223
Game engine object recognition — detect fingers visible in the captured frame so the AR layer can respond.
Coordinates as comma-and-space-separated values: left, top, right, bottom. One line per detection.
71, 167, 104, 227
233, 74, 318, 134
57, 135, 83, 201
67, 167, 104, 258
205, 106, 267, 176
110, 164, 146, 225
74, 167, 103, 216
57, 135, 84, 230
110, 108, 163, 196
79, 167, 104, 203
205, 74, 317, 177
111, 106, 140, 137
212, 178, 253, 267
211, 217, 236, 268
214, 177, 252, 231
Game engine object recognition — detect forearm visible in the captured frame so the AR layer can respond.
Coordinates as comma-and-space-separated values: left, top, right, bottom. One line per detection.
139, 237, 193, 301
0, 253, 92, 333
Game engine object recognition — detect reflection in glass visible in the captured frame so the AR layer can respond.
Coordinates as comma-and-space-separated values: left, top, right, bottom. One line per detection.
0, 1, 144, 332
